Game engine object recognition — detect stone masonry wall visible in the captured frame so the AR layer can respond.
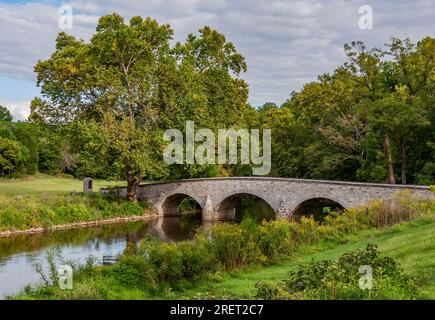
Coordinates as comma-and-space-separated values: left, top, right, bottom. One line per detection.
100, 177, 434, 220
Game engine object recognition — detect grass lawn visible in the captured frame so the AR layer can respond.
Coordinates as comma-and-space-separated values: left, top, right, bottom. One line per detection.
0, 174, 125, 198
170, 216, 435, 299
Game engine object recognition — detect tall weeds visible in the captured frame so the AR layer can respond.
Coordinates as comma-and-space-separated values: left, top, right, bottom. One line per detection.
0, 193, 148, 231
12, 190, 435, 299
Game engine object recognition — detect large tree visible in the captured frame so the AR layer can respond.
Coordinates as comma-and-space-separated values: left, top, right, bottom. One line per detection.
30, 13, 248, 200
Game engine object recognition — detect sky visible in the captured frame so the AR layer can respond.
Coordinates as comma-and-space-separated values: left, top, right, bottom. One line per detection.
0, 0, 434, 120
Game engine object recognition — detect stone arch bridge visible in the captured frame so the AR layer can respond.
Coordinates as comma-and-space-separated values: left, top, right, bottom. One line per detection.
100, 177, 433, 220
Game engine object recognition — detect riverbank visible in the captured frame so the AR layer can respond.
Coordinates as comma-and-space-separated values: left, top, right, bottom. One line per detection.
0, 174, 125, 198
0, 175, 156, 235
172, 215, 435, 299
0, 214, 158, 237
11, 194, 435, 300
0, 192, 150, 233
0, 216, 200, 299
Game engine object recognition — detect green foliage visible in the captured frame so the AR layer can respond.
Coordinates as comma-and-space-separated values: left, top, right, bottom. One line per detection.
31, 13, 249, 199
138, 234, 217, 283
255, 244, 416, 300
111, 255, 156, 288
0, 193, 147, 231
255, 219, 294, 261
268, 36, 434, 184
0, 122, 63, 177
10, 195, 434, 300
144, 242, 185, 283
0, 137, 28, 176
0, 106, 13, 122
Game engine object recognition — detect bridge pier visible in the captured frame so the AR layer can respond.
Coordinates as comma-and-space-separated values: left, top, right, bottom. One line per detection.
276, 197, 292, 220
202, 194, 236, 221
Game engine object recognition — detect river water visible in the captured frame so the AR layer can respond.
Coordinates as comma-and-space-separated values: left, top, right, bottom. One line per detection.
0, 196, 276, 299
0, 216, 202, 299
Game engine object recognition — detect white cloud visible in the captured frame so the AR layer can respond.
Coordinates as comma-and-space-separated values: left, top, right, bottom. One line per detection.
0, 0, 433, 107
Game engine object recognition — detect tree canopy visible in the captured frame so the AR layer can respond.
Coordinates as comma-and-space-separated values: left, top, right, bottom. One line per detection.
5, 12, 430, 195
30, 13, 249, 200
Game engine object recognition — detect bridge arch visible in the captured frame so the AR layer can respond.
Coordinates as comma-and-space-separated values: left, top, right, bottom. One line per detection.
291, 196, 345, 222
158, 192, 203, 217
214, 192, 277, 221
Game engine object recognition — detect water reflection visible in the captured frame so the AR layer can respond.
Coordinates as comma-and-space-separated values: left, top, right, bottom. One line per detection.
235, 195, 276, 221
0, 197, 275, 299
0, 216, 201, 299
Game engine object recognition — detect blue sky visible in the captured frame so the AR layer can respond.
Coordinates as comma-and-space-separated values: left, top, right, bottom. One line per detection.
0, 0, 434, 120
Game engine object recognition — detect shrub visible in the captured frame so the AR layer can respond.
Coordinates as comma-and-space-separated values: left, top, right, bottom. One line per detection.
255, 245, 416, 300
283, 244, 416, 299
255, 280, 291, 300
110, 255, 156, 288
288, 216, 323, 244
177, 238, 217, 279
255, 219, 294, 261
207, 222, 260, 270
144, 242, 184, 283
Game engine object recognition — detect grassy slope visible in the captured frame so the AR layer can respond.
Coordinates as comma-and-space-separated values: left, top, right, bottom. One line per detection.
170, 216, 435, 299
12, 216, 434, 300
0, 174, 125, 198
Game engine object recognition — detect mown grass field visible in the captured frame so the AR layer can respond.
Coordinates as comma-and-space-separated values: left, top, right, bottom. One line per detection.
0, 174, 125, 198
169, 216, 435, 299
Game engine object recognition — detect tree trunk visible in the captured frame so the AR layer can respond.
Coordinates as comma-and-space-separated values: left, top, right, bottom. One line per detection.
400, 137, 407, 185
127, 177, 138, 202
383, 134, 396, 184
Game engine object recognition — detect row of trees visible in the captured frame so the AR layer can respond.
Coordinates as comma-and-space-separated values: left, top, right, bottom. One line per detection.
1, 13, 433, 200
0, 106, 64, 176
263, 37, 434, 185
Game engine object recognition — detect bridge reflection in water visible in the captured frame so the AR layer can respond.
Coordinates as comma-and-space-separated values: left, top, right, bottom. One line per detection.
0, 194, 281, 298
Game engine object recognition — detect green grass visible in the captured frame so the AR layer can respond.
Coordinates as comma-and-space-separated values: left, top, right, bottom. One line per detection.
170, 216, 435, 299
11, 215, 435, 300
0, 174, 125, 198
0, 174, 142, 232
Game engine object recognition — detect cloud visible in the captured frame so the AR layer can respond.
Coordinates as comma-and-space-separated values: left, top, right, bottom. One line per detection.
0, 0, 433, 109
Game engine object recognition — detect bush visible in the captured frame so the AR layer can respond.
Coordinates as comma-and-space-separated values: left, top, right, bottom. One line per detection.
255, 219, 294, 261
255, 280, 290, 300
207, 222, 261, 270
143, 241, 184, 283
110, 255, 156, 288
281, 244, 416, 299
177, 238, 217, 279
